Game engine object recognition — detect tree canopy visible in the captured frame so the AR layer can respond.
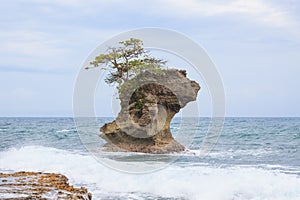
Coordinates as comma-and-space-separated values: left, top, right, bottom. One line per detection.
85, 38, 166, 86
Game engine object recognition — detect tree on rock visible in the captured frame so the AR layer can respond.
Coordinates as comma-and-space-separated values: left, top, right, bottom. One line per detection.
85, 38, 166, 86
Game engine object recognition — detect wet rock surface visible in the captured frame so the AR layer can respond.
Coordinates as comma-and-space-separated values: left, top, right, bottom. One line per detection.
100, 69, 200, 153
0, 171, 92, 200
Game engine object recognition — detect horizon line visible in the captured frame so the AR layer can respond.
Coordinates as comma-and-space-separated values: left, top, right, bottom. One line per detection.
0, 116, 299, 118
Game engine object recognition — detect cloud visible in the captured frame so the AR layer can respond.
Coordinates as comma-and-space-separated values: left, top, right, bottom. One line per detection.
0, 29, 72, 72
10, 0, 300, 33
0, 27, 121, 72
19, 0, 88, 7
1, 0, 299, 73
0, 30, 68, 57
160, 0, 298, 29
21, 0, 299, 38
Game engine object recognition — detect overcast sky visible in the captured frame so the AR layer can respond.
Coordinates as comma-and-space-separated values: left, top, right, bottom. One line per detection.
0, 0, 300, 117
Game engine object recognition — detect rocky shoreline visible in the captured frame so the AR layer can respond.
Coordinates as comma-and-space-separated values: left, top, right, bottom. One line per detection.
0, 171, 92, 200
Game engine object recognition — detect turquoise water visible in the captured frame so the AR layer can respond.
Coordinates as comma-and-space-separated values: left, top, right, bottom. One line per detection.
0, 117, 300, 199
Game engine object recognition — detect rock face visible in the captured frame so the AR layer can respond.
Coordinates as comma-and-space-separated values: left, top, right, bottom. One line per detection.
100, 69, 200, 153
0, 171, 92, 200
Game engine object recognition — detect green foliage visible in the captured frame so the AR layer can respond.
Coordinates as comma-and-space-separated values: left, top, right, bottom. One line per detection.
86, 38, 166, 86
135, 99, 144, 110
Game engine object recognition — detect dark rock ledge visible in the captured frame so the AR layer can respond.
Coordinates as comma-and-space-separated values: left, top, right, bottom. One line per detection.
0, 171, 92, 200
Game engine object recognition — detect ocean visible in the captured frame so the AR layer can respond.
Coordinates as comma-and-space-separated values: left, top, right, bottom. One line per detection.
0, 117, 300, 199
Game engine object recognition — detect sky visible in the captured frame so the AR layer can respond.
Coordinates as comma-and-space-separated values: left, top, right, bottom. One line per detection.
0, 0, 300, 117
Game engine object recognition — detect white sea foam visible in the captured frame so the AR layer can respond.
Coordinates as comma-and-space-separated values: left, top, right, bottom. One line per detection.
187, 148, 277, 158
0, 193, 28, 199
56, 129, 71, 133
1, 146, 300, 200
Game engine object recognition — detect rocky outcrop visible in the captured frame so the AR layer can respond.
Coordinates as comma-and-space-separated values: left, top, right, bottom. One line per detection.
0, 172, 92, 200
100, 69, 200, 153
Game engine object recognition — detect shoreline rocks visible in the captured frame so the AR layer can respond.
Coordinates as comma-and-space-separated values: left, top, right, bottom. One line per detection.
0, 171, 92, 200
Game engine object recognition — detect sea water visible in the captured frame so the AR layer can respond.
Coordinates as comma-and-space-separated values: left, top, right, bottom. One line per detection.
0, 117, 300, 199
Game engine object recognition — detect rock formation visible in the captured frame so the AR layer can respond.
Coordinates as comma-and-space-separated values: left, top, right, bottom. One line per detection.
100, 69, 200, 153
0, 171, 92, 200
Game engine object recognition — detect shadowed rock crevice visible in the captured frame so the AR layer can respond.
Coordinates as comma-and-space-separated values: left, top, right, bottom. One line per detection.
100, 69, 200, 153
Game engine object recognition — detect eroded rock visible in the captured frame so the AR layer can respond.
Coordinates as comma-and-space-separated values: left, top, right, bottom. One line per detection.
0, 171, 92, 200
100, 69, 200, 153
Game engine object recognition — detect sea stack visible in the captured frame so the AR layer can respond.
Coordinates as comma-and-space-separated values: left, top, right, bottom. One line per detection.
100, 69, 200, 153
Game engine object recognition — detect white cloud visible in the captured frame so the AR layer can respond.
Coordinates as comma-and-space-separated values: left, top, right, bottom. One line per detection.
0, 27, 121, 71
19, 0, 88, 7
13, 0, 299, 31
161, 0, 298, 29
0, 30, 68, 57
18, 0, 121, 15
